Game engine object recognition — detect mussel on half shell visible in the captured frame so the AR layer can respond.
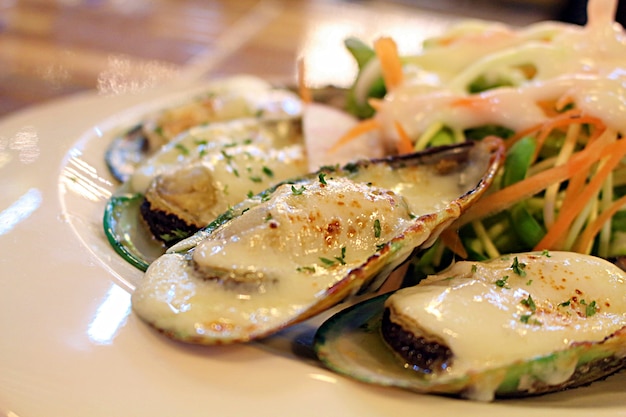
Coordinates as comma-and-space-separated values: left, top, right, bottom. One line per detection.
103, 116, 308, 268
105, 76, 303, 182
314, 251, 626, 401
131, 137, 505, 344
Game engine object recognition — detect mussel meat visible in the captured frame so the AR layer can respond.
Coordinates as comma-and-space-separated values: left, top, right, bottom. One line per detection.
314, 251, 626, 401
131, 138, 504, 344
105, 76, 302, 182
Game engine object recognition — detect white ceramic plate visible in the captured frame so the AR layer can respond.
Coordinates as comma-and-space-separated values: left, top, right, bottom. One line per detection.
1, 83, 625, 417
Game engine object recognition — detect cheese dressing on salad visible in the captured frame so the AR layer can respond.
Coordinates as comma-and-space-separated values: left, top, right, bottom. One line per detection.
377, 0, 626, 142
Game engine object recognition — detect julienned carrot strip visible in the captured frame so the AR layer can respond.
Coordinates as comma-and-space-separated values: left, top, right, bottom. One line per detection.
507, 108, 583, 144
534, 135, 626, 251
555, 94, 575, 112
393, 121, 415, 154
374, 37, 403, 91
297, 58, 312, 104
561, 127, 609, 209
573, 194, 626, 253
507, 109, 604, 149
458, 134, 612, 226
543, 123, 581, 227
368, 98, 383, 112
327, 118, 380, 153
440, 228, 468, 259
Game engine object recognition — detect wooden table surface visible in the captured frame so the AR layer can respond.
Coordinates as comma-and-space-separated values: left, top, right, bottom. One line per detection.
0, 0, 557, 118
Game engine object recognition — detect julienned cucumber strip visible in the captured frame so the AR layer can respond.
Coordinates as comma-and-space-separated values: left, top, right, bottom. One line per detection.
510, 203, 546, 248
501, 136, 536, 187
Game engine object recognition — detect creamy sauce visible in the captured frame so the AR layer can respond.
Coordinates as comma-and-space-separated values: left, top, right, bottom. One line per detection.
385, 251, 626, 399
130, 117, 303, 192
132, 149, 492, 343
153, 144, 308, 226
141, 76, 301, 149
192, 161, 483, 273
377, 0, 626, 143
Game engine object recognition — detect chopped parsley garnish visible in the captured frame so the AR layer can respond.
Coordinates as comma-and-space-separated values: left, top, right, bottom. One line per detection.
376, 243, 386, 251
246, 190, 254, 198
336, 246, 347, 265
319, 257, 336, 266
175, 143, 190, 155
495, 275, 509, 288
264, 213, 273, 222
319, 247, 347, 267
559, 299, 571, 307
297, 266, 316, 273
318, 172, 327, 185
249, 176, 263, 183
511, 257, 527, 276
520, 314, 542, 326
541, 249, 551, 257
291, 185, 306, 195
520, 294, 537, 312
373, 219, 381, 238
220, 150, 233, 161
526, 279, 533, 286
262, 166, 274, 177
581, 299, 598, 317
471, 264, 478, 273
343, 162, 360, 174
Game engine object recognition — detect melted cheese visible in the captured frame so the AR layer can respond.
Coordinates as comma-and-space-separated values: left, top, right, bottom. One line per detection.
193, 178, 414, 277
192, 160, 485, 275
386, 251, 626, 389
133, 148, 492, 343
130, 117, 303, 193
141, 77, 301, 149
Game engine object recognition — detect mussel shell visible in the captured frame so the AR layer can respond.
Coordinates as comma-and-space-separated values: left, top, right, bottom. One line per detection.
131, 138, 505, 344
104, 84, 341, 183
314, 252, 626, 401
314, 293, 626, 401
103, 193, 163, 271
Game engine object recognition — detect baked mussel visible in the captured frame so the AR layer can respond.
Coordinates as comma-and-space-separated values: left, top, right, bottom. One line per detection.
131, 137, 505, 344
104, 116, 308, 268
105, 76, 303, 182
314, 251, 626, 401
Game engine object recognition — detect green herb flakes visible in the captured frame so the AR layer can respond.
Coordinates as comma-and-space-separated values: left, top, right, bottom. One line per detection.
511, 257, 527, 276
495, 275, 509, 288
582, 299, 598, 317
291, 185, 306, 195
520, 314, 542, 326
373, 219, 381, 238
520, 294, 537, 312
175, 143, 189, 155
262, 166, 274, 177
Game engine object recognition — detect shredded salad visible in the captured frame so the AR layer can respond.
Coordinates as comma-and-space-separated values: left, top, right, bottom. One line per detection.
331, 0, 626, 273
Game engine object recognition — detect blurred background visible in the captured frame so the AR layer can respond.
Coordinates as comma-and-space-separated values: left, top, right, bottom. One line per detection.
0, 0, 623, 118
